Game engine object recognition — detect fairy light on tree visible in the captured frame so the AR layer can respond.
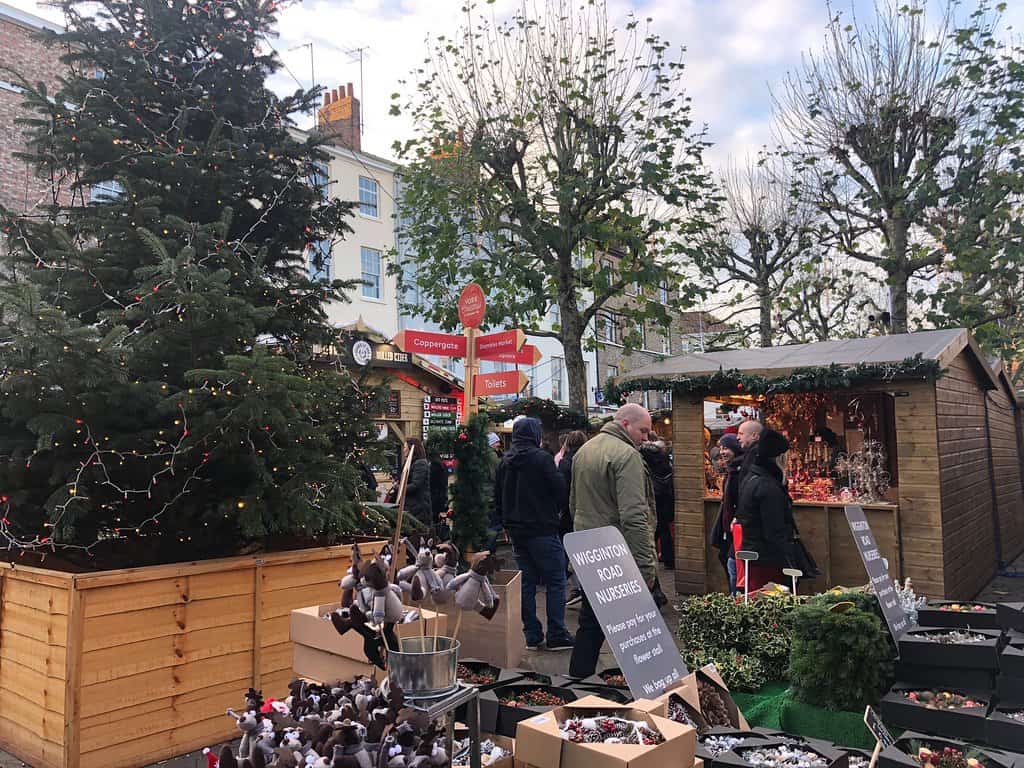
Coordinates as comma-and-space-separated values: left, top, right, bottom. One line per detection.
0, 0, 385, 564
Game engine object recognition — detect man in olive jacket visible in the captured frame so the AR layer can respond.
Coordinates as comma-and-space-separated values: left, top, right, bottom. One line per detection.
568, 402, 657, 677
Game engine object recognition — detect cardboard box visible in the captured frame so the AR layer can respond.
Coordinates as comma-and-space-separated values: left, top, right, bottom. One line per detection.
695, 666, 751, 731
567, 683, 632, 704
878, 731, 1016, 768
458, 659, 524, 691
894, 662, 995, 693
897, 628, 1003, 671
633, 678, 710, 733
998, 603, 1024, 633
513, 695, 696, 768
290, 602, 447, 682
479, 683, 580, 737
455, 732, 515, 768
878, 686, 989, 742
917, 602, 1000, 631
457, 570, 526, 668
986, 709, 1024, 754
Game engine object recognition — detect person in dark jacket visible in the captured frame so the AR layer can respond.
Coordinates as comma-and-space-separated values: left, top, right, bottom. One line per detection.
734, 429, 794, 591
557, 430, 588, 606
494, 417, 573, 651
641, 440, 675, 569
403, 438, 433, 532
709, 433, 742, 593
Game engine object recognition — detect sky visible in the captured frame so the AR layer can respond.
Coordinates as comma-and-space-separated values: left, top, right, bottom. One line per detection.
7, 0, 1022, 176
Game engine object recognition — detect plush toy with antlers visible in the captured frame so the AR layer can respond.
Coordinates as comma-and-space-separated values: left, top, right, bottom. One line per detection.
449, 552, 501, 620
432, 542, 459, 598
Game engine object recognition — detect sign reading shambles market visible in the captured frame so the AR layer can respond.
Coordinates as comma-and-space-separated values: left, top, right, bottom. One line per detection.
564, 527, 688, 700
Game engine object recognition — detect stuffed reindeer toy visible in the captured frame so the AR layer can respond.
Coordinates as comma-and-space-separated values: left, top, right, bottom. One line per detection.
449, 552, 501, 620
432, 542, 459, 596
398, 538, 445, 603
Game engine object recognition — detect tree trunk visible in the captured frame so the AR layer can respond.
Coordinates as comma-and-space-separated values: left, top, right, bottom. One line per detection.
559, 305, 589, 413
758, 280, 773, 348
885, 218, 910, 334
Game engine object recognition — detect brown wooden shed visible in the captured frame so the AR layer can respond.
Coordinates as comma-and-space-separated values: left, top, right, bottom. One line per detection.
618, 329, 1024, 600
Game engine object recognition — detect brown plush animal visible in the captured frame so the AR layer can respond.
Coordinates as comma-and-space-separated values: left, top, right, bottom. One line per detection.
449, 552, 501, 619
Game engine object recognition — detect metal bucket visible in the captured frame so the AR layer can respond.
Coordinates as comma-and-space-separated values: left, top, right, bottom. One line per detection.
387, 636, 460, 698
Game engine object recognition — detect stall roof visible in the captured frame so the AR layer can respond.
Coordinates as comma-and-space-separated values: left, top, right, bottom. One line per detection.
621, 328, 1000, 389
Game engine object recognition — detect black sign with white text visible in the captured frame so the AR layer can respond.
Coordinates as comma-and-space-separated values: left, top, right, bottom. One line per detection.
864, 705, 895, 749
845, 504, 909, 642
564, 527, 687, 700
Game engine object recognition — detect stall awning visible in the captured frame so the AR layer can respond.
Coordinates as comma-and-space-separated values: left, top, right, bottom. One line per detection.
620, 328, 998, 389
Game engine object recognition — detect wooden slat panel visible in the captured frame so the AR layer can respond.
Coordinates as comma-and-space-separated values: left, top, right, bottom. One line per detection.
78, 676, 249, 754
2, 578, 69, 615
79, 622, 254, 685
1, 628, 67, 679
0, 715, 63, 768
261, 558, 350, 592
81, 594, 254, 651
79, 651, 251, 718
261, 582, 341, 619
2, 661, 66, 715
0, 690, 64, 743
2, 601, 68, 646
83, 577, 187, 617
259, 640, 292, 676
79, 715, 236, 768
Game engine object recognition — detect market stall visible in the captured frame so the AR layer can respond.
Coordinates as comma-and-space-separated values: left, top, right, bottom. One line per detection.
615, 329, 1024, 599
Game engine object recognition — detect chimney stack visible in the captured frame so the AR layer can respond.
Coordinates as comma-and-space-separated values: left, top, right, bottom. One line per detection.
318, 82, 361, 152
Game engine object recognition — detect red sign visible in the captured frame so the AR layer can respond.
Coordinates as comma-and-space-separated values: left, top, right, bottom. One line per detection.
481, 343, 542, 366
474, 371, 529, 396
458, 283, 486, 329
475, 329, 526, 359
393, 329, 467, 358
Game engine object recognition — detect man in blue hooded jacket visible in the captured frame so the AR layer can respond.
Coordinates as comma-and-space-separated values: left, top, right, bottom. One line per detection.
493, 417, 574, 651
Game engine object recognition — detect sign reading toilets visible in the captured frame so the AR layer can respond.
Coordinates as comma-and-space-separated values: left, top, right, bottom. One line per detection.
564, 527, 687, 700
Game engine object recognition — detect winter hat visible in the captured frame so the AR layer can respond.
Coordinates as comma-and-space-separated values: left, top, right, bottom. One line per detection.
757, 429, 790, 460
718, 434, 741, 455
487, 432, 501, 448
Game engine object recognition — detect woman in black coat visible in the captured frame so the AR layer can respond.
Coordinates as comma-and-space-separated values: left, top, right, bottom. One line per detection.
734, 429, 794, 591
641, 441, 675, 569
403, 437, 433, 530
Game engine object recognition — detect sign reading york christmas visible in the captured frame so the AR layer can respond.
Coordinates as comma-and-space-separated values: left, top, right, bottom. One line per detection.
564, 527, 687, 700
845, 504, 909, 642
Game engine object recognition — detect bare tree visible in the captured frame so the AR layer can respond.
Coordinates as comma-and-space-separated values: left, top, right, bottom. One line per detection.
392, 0, 717, 410
695, 154, 816, 347
774, 0, 1005, 334
776, 255, 882, 343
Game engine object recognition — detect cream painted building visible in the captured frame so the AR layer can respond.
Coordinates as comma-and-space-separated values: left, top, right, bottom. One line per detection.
307, 83, 400, 338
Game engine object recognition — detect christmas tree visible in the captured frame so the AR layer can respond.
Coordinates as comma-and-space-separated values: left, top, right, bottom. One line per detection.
0, 0, 383, 564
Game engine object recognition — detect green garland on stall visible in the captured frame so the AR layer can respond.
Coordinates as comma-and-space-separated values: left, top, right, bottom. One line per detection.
603, 354, 944, 405
484, 397, 589, 430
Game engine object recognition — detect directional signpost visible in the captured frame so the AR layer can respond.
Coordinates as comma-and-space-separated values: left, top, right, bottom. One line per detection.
392, 283, 539, 424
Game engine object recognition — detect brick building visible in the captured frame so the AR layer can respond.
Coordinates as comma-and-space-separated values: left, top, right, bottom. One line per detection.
593, 249, 728, 411
0, 2, 66, 215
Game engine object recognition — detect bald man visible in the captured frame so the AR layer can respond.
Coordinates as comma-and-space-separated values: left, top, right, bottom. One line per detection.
568, 402, 658, 677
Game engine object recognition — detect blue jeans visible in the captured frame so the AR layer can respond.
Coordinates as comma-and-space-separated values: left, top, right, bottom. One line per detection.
727, 557, 737, 595
512, 534, 570, 645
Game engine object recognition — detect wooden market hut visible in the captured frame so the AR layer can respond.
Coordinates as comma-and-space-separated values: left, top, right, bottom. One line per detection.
618, 329, 1024, 600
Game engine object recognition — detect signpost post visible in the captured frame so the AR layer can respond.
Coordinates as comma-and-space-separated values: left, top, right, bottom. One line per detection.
844, 505, 910, 642
563, 527, 688, 701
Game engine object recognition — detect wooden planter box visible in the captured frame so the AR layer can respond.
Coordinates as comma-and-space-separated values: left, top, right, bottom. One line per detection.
453, 570, 524, 668
0, 541, 384, 768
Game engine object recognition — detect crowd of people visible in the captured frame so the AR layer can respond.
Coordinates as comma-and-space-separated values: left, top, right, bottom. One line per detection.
380, 403, 801, 679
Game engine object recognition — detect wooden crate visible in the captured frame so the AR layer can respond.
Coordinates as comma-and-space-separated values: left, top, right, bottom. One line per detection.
0, 541, 384, 768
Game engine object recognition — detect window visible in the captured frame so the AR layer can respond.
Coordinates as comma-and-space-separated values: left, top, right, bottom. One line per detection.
91, 179, 124, 203
548, 302, 561, 326
606, 364, 619, 382
527, 366, 537, 398
551, 357, 564, 402
661, 333, 671, 355
307, 240, 331, 281
361, 247, 382, 299
659, 281, 669, 304
679, 336, 693, 355
358, 176, 379, 217
635, 322, 647, 349
600, 313, 621, 344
